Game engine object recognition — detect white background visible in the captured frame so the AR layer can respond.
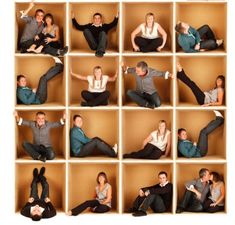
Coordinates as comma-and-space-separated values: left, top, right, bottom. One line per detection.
0, 0, 235, 224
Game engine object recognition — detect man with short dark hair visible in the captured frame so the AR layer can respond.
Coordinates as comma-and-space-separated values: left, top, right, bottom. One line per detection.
21, 167, 56, 221
128, 171, 173, 217
72, 11, 119, 57
14, 111, 66, 162
176, 168, 210, 213
122, 61, 173, 109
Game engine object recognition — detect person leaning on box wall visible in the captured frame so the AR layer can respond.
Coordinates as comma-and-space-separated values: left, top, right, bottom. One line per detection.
14, 110, 67, 162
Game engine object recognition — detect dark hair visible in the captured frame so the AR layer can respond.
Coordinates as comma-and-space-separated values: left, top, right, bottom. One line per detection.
136, 61, 148, 73
31, 214, 42, 221
17, 75, 25, 82
36, 111, 45, 116
73, 114, 82, 121
199, 168, 209, 178
158, 171, 167, 177
44, 13, 54, 25
210, 171, 223, 182
96, 172, 108, 184
93, 13, 102, 18
175, 22, 184, 34
35, 9, 45, 16
178, 128, 186, 135
215, 75, 225, 89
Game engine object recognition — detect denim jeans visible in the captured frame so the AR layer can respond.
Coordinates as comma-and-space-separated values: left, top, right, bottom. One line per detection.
30, 175, 49, 200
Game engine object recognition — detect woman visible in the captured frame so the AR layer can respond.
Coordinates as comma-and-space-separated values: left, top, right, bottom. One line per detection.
177, 63, 225, 106
71, 66, 117, 106
131, 12, 167, 53
27, 13, 65, 55
203, 172, 225, 213
123, 120, 171, 159
66, 172, 112, 215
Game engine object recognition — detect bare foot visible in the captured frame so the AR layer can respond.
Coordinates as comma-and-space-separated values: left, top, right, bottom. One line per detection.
216, 39, 223, 47
176, 62, 183, 72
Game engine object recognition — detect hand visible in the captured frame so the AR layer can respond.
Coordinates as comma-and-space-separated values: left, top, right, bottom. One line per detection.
202, 103, 210, 107
144, 190, 150, 196
32, 88, 37, 93
116, 11, 119, 18
199, 49, 206, 52
63, 113, 67, 121
66, 211, 72, 216
13, 111, 19, 118
45, 37, 53, 44
133, 45, 140, 52
194, 43, 200, 50
210, 202, 217, 207
193, 142, 197, 146
157, 46, 163, 52
28, 197, 34, 203
71, 11, 75, 19
34, 35, 39, 41
169, 73, 174, 79
44, 197, 51, 203
121, 62, 127, 73
160, 154, 167, 159
139, 189, 144, 197
29, 0, 35, 9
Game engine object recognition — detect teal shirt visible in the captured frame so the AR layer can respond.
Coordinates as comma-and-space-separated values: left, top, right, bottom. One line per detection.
70, 126, 91, 155
17, 86, 41, 104
178, 140, 201, 158
178, 26, 201, 53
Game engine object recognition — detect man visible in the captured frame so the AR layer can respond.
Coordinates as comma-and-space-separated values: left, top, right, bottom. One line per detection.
21, 167, 56, 221
70, 114, 117, 157
122, 61, 173, 109
175, 22, 223, 53
128, 171, 173, 217
14, 111, 66, 162
178, 110, 224, 158
72, 12, 119, 57
17, 57, 63, 105
19, 1, 68, 56
176, 168, 210, 213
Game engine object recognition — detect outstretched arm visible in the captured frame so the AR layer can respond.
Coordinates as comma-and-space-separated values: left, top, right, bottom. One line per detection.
20, 0, 35, 17
161, 132, 171, 158
108, 71, 118, 82
157, 24, 167, 52
131, 26, 141, 52
142, 133, 152, 149
70, 69, 87, 81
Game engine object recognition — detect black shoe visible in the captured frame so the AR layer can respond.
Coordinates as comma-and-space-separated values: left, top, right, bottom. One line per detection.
126, 207, 137, 213
39, 167, 46, 177
33, 168, 38, 179
145, 102, 155, 109
38, 155, 46, 163
58, 46, 68, 56
81, 101, 89, 106
176, 207, 184, 213
95, 51, 104, 57
132, 210, 147, 217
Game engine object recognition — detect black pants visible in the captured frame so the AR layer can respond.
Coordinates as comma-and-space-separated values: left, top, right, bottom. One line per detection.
178, 190, 203, 212
81, 90, 110, 106
20, 39, 34, 53
83, 29, 107, 53
132, 194, 166, 213
134, 36, 163, 52
22, 141, 55, 160
177, 69, 205, 105
203, 199, 224, 213
30, 174, 49, 200
197, 25, 218, 50
73, 137, 116, 157
71, 200, 110, 215
123, 143, 163, 159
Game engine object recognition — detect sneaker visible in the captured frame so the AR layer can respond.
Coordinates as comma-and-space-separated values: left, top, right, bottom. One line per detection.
112, 144, 118, 155
81, 101, 89, 107
126, 207, 138, 213
213, 110, 223, 118
39, 167, 46, 177
176, 207, 184, 213
132, 210, 147, 217
58, 46, 68, 56
216, 39, 223, 47
145, 102, 155, 109
95, 51, 104, 57
33, 168, 38, 178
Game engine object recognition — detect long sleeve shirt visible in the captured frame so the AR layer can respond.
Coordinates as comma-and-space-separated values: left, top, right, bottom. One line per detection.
126, 67, 169, 95
18, 118, 64, 147
70, 126, 91, 155
17, 86, 41, 105
178, 26, 201, 53
141, 182, 173, 210
21, 199, 56, 219
72, 17, 118, 42
178, 140, 201, 158
185, 179, 210, 203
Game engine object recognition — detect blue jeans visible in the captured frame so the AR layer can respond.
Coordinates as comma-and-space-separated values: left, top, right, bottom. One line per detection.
127, 90, 161, 108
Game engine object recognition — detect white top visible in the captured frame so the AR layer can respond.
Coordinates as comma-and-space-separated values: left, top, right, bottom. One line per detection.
149, 129, 170, 151
140, 22, 159, 39
209, 181, 224, 206
87, 75, 109, 93
95, 183, 111, 208
30, 205, 45, 214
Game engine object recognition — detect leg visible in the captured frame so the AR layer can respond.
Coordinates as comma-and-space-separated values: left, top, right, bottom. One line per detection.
83, 29, 98, 50
22, 141, 41, 160
96, 31, 107, 53
134, 37, 149, 52
200, 39, 217, 50
177, 190, 194, 210
40, 176, 49, 200
203, 199, 224, 213
86, 91, 110, 106
20, 39, 34, 53
142, 38, 163, 52
71, 200, 100, 215
81, 90, 96, 102
75, 139, 98, 157
30, 175, 39, 200
147, 92, 161, 107
131, 196, 146, 211
45, 147, 55, 160
36, 62, 63, 103
150, 194, 166, 213
127, 90, 148, 107
197, 116, 224, 156
177, 69, 205, 105
42, 45, 60, 56
197, 24, 216, 41
93, 204, 110, 213
187, 197, 203, 212
93, 137, 116, 157
139, 194, 165, 213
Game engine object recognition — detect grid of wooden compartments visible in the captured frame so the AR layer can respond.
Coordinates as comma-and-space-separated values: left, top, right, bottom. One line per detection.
15, 0, 227, 214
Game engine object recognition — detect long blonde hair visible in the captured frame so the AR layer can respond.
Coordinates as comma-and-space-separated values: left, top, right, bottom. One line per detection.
91, 66, 103, 88
156, 120, 167, 141
145, 12, 155, 35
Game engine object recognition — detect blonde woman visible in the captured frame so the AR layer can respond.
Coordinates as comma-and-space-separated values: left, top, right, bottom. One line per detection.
66, 172, 112, 215
131, 12, 167, 52
123, 120, 171, 159
71, 66, 117, 106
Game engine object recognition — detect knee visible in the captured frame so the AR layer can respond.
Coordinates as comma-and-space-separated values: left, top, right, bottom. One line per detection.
99, 31, 106, 37
104, 91, 110, 98
202, 24, 210, 29
127, 90, 134, 97
83, 29, 91, 35
81, 90, 88, 97
22, 141, 29, 148
208, 40, 217, 49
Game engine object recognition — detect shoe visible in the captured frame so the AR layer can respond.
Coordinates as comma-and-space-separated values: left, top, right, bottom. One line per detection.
39, 167, 46, 177
126, 207, 137, 213
81, 101, 89, 107
176, 207, 184, 213
216, 39, 223, 47
38, 155, 46, 163
132, 210, 147, 217
145, 102, 155, 109
213, 110, 223, 118
95, 51, 104, 57
58, 46, 68, 56
33, 168, 38, 179
112, 144, 118, 155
